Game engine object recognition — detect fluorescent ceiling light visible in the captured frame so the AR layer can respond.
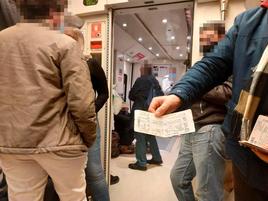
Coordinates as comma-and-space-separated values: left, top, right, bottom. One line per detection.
176, 46, 180, 50
138, 37, 143, 42
171, 36, 175, 40
148, 47, 153, 50
162, 19, 168, 24
179, 54, 183, 57
156, 53, 160, 57
122, 23, 127, 27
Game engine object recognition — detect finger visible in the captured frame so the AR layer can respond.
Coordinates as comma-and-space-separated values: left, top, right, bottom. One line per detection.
148, 105, 156, 113
148, 97, 163, 113
154, 102, 170, 117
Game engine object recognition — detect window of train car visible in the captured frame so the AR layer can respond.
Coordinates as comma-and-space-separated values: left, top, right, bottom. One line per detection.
83, 0, 98, 6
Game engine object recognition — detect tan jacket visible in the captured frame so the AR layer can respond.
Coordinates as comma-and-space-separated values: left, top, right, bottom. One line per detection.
0, 23, 96, 154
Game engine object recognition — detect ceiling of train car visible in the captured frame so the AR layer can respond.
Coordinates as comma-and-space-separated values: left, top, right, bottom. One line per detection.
110, 0, 190, 9
114, 2, 193, 62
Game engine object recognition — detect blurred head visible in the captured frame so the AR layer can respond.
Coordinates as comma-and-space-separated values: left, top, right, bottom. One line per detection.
16, 0, 66, 27
140, 66, 152, 76
64, 15, 85, 29
199, 21, 225, 53
64, 15, 85, 51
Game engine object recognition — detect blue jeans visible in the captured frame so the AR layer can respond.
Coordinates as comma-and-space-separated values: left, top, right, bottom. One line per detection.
170, 124, 226, 201
86, 123, 110, 201
134, 132, 162, 166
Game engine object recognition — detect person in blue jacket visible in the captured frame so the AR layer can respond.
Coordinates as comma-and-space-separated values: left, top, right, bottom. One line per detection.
149, 4, 268, 201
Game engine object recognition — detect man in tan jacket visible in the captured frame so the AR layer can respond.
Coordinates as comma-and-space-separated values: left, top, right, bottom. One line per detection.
0, 1, 96, 201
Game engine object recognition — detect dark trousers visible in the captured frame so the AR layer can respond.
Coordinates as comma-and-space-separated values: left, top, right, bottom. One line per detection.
134, 132, 162, 166
233, 164, 268, 201
44, 178, 59, 201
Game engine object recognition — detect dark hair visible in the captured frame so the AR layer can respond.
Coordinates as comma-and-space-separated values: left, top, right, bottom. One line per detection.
141, 66, 152, 76
200, 22, 225, 36
17, 0, 66, 20
144, 67, 152, 75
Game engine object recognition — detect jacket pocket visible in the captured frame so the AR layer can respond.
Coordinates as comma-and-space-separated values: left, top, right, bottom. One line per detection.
67, 113, 79, 135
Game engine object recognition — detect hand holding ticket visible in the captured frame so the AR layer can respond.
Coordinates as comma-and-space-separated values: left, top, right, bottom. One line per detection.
240, 115, 268, 154
134, 109, 195, 137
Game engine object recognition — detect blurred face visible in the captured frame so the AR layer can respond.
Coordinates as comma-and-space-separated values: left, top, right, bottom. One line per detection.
200, 29, 220, 46
200, 28, 225, 53
140, 67, 152, 76
50, 10, 64, 28
17, 0, 65, 25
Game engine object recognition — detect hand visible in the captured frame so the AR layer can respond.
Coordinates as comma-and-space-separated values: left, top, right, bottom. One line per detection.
148, 95, 182, 117
251, 148, 268, 163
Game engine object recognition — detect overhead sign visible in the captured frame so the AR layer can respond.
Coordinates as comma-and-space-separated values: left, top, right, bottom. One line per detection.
132, 52, 145, 61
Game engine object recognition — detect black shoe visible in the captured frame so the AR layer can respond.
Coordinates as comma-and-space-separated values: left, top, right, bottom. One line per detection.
147, 159, 163, 165
128, 162, 147, 171
110, 175, 119, 185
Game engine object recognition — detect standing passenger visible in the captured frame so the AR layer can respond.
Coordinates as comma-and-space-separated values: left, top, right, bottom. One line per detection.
170, 22, 232, 201
128, 66, 163, 171
170, 82, 231, 201
149, 3, 268, 201
86, 57, 111, 201
64, 24, 112, 201
0, 1, 96, 201
0, 1, 19, 200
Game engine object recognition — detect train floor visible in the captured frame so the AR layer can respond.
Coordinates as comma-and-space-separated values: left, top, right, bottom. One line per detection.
110, 136, 234, 201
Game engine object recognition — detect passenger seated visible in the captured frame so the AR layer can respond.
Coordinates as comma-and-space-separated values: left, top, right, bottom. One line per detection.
114, 106, 135, 154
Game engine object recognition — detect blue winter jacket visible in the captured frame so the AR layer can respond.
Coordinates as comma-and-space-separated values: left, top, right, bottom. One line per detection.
170, 7, 268, 191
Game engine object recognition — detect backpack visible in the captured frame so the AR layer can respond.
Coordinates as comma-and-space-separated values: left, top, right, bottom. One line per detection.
145, 76, 164, 108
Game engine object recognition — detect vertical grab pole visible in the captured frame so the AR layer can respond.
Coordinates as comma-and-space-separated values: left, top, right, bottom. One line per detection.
220, 0, 229, 20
